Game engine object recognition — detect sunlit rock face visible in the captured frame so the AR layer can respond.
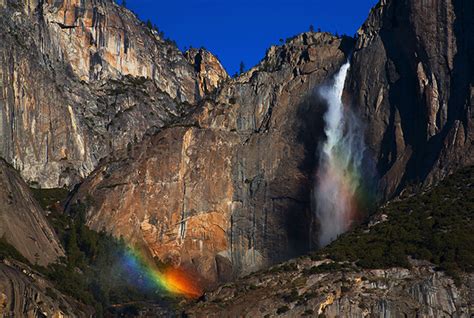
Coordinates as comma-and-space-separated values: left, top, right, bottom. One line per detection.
185, 48, 229, 98
0, 0, 227, 188
346, 0, 474, 199
71, 33, 353, 287
39, 0, 199, 102
71, 0, 474, 287
0, 159, 63, 266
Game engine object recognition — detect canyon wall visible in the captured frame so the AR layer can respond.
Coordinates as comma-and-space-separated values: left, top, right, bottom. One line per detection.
1, 0, 472, 292
0, 0, 226, 187
0, 259, 91, 317
71, 33, 354, 286
347, 0, 474, 198
71, 0, 474, 286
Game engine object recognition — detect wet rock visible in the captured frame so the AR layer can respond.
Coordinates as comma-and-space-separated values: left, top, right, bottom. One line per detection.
346, 0, 474, 199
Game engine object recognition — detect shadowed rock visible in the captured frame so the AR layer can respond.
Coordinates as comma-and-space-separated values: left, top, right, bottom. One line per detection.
346, 0, 474, 199
0, 159, 63, 266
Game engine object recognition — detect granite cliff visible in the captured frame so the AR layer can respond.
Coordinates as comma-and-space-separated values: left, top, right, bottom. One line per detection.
185, 166, 474, 317
0, 159, 63, 266
0, 0, 226, 188
0, 259, 91, 317
347, 0, 474, 198
67, 0, 473, 287
0, 159, 88, 316
0, 0, 472, 315
71, 32, 354, 287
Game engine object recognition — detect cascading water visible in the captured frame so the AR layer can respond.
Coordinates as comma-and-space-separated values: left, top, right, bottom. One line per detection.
314, 61, 368, 247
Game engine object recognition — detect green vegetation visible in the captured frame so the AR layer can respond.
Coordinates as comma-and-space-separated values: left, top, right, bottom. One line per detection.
315, 166, 474, 283
4, 189, 172, 316
276, 305, 290, 314
282, 288, 299, 303
30, 187, 69, 210
303, 262, 349, 275
239, 61, 245, 75
146, 19, 153, 30
41, 202, 167, 316
268, 262, 298, 274
0, 236, 28, 264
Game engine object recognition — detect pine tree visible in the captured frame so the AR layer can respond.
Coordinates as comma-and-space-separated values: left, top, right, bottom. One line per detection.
239, 61, 245, 75
146, 19, 153, 30
309, 24, 315, 32
121, 0, 126, 7
66, 223, 82, 267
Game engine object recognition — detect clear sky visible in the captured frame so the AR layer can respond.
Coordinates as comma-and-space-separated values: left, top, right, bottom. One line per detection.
124, 0, 379, 75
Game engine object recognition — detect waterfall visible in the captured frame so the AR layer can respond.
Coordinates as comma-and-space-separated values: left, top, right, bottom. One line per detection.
314, 61, 368, 247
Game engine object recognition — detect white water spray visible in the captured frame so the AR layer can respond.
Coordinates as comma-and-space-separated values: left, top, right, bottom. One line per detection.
315, 61, 367, 247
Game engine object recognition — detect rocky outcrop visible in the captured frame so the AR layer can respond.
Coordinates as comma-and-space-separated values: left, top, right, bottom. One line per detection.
71, 32, 354, 286
0, 259, 91, 317
0, 0, 224, 188
17, 0, 199, 102
346, 0, 474, 198
185, 164, 474, 317
185, 48, 229, 98
185, 259, 474, 317
0, 159, 63, 266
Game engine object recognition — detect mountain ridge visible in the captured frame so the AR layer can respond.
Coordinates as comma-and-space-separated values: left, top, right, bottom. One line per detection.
0, 0, 472, 316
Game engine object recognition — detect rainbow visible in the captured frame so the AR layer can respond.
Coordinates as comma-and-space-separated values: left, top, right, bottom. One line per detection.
121, 246, 202, 298
314, 61, 374, 247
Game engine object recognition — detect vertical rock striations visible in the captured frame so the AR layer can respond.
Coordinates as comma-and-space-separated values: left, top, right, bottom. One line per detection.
347, 0, 474, 198
0, 0, 227, 187
185, 48, 229, 98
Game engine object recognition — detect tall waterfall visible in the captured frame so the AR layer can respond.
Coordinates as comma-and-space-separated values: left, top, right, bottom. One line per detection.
314, 61, 368, 247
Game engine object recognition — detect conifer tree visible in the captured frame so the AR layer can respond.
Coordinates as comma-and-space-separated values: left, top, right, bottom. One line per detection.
239, 61, 245, 75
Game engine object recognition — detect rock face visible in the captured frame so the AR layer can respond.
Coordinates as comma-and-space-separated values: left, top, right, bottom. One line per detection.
2, 0, 473, 300
185, 48, 229, 98
346, 0, 474, 198
0, 259, 91, 317
0, 0, 227, 187
0, 159, 63, 266
71, 33, 354, 286
186, 164, 474, 317
185, 259, 474, 317
71, 0, 474, 287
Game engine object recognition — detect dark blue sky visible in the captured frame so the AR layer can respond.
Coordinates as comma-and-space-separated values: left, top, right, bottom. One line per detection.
125, 0, 378, 75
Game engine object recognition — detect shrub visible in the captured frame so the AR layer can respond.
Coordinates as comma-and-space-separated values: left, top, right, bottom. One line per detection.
0, 236, 28, 263
276, 305, 290, 314
316, 166, 474, 281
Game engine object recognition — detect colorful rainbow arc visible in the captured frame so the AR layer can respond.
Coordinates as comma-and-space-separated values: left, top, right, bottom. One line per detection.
122, 247, 202, 298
